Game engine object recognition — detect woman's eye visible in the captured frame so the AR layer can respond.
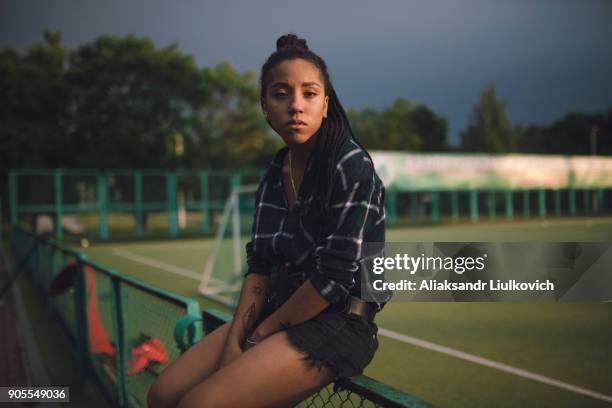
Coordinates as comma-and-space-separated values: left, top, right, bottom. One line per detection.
274, 92, 288, 98
304, 92, 317, 97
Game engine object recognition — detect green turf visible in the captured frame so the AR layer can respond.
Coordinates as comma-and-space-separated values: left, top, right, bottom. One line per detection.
75, 217, 612, 407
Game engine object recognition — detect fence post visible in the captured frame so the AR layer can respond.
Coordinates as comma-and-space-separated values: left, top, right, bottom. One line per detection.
505, 190, 513, 220
538, 189, 546, 218
167, 173, 178, 237
111, 275, 128, 407
470, 190, 478, 223
54, 170, 63, 241
97, 174, 109, 240
199, 171, 210, 234
569, 187, 576, 216
73, 254, 92, 377
583, 189, 590, 215
134, 171, 144, 238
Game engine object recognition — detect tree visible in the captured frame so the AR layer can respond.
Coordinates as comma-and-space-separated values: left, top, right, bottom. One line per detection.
460, 85, 515, 153
348, 97, 446, 151
412, 105, 448, 151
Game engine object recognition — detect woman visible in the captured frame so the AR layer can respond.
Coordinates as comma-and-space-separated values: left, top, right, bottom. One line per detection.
148, 33, 388, 408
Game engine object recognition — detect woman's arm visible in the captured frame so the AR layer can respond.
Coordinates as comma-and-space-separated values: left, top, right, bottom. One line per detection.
219, 273, 270, 365
245, 279, 328, 346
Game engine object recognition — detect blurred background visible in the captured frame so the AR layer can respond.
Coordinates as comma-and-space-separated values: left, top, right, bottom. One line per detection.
1, 1, 611, 407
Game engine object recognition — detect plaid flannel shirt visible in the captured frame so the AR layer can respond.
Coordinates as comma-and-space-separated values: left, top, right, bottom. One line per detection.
245, 139, 388, 310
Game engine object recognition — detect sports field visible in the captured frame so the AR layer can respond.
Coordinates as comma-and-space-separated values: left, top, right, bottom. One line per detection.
78, 216, 612, 408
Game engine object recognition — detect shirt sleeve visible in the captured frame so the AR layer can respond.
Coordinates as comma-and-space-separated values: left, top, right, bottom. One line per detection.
244, 177, 274, 277
309, 168, 384, 305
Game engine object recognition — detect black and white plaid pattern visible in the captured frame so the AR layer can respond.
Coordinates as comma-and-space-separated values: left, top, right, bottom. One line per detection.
246, 139, 387, 310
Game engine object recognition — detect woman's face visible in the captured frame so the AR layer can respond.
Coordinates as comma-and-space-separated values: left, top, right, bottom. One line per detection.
262, 58, 329, 146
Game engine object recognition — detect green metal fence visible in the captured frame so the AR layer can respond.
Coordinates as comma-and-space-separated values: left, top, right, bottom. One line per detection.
9, 169, 611, 243
10, 226, 433, 407
10, 226, 203, 407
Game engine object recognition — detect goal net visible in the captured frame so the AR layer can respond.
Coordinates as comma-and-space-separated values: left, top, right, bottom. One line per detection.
198, 185, 257, 306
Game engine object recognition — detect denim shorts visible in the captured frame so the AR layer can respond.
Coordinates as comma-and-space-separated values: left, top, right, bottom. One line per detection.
259, 301, 379, 381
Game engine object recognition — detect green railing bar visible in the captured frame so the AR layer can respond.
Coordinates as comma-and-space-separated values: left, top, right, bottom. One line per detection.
538, 189, 546, 218
98, 174, 109, 240
54, 170, 63, 240
569, 187, 576, 216
167, 173, 178, 237
199, 171, 210, 234
135, 171, 144, 238
469, 190, 478, 223
387, 190, 398, 224
505, 190, 513, 220
346, 375, 433, 408
111, 274, 128, 406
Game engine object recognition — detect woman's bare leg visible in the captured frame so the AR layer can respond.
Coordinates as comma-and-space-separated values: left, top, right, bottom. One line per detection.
177, 330, 335, 408
147, 322, 232, 408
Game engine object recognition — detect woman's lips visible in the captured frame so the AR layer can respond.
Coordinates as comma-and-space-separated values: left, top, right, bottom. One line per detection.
287, 120, 306, 129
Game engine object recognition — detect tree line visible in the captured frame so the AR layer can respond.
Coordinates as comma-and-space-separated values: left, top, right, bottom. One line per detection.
2, 30, 610, 187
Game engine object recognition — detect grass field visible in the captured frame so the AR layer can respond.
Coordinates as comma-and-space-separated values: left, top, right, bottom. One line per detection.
77, 216, 612, 407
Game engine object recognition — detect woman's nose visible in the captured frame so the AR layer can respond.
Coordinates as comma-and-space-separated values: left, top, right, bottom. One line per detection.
289, 94, 304, 114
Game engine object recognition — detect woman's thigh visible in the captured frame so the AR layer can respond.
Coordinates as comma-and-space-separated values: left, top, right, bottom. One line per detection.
177, 330, 335, 408
148, 322, 232, 408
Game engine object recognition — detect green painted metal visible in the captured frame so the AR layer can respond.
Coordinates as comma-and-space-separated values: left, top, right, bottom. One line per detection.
167, 173, 179, 237
10, 226, 203, 407
596, 189, 604, 214
111, 275, 128, 406
569, 187, 576, 216
431, 191, 440, 224
470, 190, 478, 223
505, 190, 513, 220
74, 254, 92, 376
554, 189, 561, 216
523, 190, 530, 218
135, 171, 144, 238
97, 174, 109, 240
199, 171, 210, 234
54, 170, 63, 240
538, 189, 546, 218
451, 191, 459, 222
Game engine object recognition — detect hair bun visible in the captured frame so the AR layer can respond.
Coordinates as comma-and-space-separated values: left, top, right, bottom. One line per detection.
276, 34, 309, 51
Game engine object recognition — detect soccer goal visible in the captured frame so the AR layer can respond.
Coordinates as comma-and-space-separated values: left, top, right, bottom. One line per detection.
199, 184, 258, 306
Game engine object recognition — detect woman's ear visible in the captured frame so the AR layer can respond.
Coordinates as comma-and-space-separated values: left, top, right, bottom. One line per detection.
323, 95, 329, 118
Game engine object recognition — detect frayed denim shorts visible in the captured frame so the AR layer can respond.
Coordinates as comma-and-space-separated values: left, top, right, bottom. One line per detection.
258, 301, 379, 381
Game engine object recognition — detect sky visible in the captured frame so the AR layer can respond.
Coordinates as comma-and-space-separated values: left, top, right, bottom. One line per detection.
1, 0, 611, 145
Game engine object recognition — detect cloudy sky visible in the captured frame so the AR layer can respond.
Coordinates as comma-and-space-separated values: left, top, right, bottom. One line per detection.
1, 0, 611, 144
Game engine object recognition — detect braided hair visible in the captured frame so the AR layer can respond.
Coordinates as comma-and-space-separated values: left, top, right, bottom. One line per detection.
260, 34, 370, 221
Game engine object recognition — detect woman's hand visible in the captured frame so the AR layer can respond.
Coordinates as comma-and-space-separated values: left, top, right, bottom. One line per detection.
218, 340, 243, 369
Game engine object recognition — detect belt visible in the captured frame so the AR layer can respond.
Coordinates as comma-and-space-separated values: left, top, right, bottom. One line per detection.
343, 296, 377, 322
